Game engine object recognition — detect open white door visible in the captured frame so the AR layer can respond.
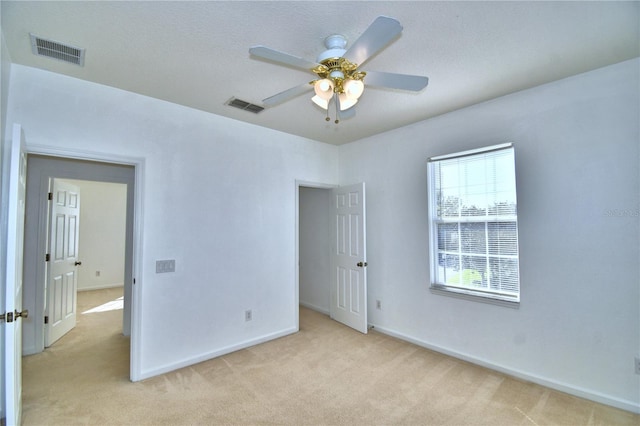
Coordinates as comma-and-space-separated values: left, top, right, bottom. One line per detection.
330, 182, 368, 334
4, 124, 27, 426
45, 179, 81, 347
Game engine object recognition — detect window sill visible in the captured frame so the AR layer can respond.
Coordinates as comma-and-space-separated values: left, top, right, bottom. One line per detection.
430, 285, 520, 309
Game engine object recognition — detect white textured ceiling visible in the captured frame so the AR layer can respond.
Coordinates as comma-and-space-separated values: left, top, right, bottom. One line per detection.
2, 1, 639, 145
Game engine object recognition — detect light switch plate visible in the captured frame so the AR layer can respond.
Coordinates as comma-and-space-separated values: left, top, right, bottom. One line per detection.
156, 259, 175, 273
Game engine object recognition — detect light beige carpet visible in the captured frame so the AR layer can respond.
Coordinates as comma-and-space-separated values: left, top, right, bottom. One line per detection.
22, 288, 638, 425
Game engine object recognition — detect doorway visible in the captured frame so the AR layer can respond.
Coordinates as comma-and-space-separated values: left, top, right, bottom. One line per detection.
22, 155, 136, 379
298, 185, 332, 316
297, 181, 369, 334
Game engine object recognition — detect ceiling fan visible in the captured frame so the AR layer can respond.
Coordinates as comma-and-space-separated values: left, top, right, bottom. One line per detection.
249, 16, 429, 123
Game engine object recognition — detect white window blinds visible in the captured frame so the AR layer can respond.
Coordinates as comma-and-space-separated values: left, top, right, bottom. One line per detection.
428, 143, 520, 303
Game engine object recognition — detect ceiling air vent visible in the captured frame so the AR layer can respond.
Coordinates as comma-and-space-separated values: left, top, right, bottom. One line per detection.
30, 34, 85, 66
226, 97, 264, 114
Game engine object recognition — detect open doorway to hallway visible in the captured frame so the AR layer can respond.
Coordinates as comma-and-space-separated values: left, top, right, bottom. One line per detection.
43, 179, 127, 347
22, 155, 136, 375
298, 186, 332, 316
297, 182, 369, 334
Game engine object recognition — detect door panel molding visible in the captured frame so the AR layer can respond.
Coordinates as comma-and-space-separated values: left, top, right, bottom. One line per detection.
45, 179, 80, 347
330, 182, 368, 334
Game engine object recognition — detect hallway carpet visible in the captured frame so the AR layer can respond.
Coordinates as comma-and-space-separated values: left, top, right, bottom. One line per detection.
22, 288, 638, 425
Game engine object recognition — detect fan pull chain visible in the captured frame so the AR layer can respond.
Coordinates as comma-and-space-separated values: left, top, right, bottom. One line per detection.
322, 96, 340, 124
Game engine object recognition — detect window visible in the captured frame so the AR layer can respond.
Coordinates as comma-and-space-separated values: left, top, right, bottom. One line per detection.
427, 143, 520, 305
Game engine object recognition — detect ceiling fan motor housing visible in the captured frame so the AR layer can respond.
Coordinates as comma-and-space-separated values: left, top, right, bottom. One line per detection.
316, 34, 347, 63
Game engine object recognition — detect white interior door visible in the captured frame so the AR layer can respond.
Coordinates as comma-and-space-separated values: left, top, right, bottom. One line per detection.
4, 124, 27, 426
45, 179, 81, 347
330, 182, 368, 334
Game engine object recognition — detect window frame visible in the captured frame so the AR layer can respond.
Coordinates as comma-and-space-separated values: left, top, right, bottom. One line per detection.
427, 143, 521, 308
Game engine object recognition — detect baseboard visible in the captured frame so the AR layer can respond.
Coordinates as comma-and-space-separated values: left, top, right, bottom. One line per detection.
370, 323, 640, 414
78, 283, 124, 292
299, 301, 329, 316
136, 326, 298, 382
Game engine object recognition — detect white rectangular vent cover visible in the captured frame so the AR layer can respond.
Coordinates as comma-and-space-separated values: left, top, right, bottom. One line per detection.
30, 34, 85, 66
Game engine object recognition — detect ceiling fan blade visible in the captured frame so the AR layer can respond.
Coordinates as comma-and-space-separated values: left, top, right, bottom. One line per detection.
365, 70, 429, 91
343, 16, 403, 66
262, 82, 312, 107
250, 46, 320, 71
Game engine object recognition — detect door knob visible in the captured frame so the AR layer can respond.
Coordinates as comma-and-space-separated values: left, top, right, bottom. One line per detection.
356, 262, 368, 267
0, 309, 28, 322
74, 261, 82, 266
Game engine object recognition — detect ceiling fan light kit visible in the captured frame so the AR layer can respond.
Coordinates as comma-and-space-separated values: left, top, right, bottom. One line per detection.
311, 55, 366, 115
249, 16, 429, 124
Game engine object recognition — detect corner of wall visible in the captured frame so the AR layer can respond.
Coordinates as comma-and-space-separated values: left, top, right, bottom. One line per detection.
1, 27, 13, 144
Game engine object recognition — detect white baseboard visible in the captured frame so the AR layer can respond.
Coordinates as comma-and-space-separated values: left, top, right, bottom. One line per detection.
136, 326, 298, 382
299, 301, 329, 316
370, 323, 640, 414
78, 283, 124, 292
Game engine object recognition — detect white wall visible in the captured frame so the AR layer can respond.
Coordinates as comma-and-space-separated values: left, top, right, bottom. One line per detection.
5, 56, 638, 411
63, 180, 127, 291
339, 58, 640, 412
6, 64, 339, 379
1, 28, 10, 143
299, 186, 331, 314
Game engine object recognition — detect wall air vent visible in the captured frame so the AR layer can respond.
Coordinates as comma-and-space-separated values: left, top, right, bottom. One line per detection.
30, 34, 85, 66
226, 97, 264, 114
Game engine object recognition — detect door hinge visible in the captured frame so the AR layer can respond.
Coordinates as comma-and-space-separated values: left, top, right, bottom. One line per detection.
44, 315, 49, 324
48, 192, 53, 201
45, 253, 50, 262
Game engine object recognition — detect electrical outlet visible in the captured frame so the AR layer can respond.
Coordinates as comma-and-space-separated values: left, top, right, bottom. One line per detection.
95, 270, 101, 277
635, 356, 640, 375
245, 310, 252, 322
376, 300, 381, 310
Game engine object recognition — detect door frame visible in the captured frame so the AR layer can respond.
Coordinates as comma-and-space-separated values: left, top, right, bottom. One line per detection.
294, 180, 336, 330
22, 146, 144, 381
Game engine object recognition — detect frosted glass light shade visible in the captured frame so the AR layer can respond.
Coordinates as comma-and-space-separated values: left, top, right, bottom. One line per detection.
338, 93, 357, 110
312, 95, 329, 110
343, 79, 364, 100
314, 79, 334, 100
